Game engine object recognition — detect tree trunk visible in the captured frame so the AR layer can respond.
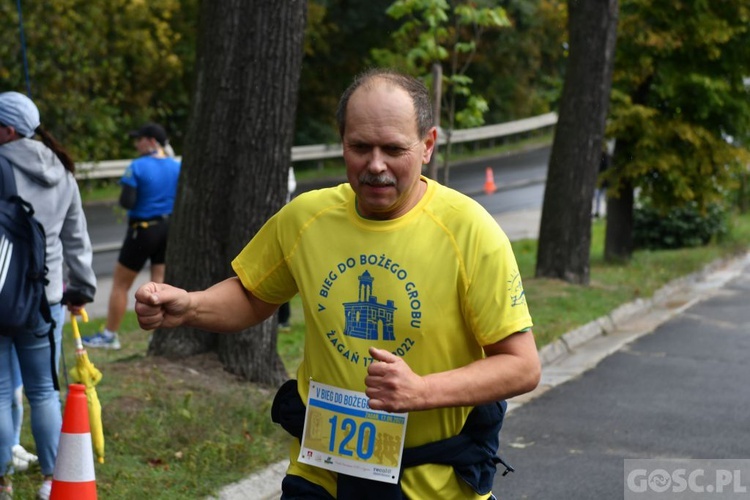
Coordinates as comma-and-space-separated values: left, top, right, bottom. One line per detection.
149, 0, 307, 386
604, 142, 635, 262
534, 0, 618, 284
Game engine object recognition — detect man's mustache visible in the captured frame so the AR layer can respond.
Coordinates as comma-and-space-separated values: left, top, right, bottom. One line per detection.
359, 172, 396, 186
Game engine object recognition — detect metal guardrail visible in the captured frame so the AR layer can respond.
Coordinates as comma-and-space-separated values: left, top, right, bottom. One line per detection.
75, 112, 557, 180
448, 112, 557, 143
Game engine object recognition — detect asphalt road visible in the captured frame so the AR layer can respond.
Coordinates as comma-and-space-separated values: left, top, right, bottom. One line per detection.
84, 145, 551, 277
493, 259, 750, 499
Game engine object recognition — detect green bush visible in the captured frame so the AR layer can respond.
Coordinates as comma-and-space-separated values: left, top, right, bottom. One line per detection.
633, 201, 729, 250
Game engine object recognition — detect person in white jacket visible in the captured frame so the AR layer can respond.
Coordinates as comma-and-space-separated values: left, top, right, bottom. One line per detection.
0, 91, 96, 500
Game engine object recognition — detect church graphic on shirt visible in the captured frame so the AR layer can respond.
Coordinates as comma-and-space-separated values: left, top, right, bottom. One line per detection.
343, 270, 397, 341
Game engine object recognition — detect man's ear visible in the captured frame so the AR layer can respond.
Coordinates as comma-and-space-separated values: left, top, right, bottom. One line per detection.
422, 126, 438, 164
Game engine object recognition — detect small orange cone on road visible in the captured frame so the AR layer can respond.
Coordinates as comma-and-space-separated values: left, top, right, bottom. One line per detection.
50, 384, 97, 499
484, 167, 497, 195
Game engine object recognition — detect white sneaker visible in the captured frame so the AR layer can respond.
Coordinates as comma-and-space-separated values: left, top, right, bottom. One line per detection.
37, 479, 52, 500
13, 445, 38, 463
81, 332, 121, 350
12, 445, 37, 471
11, 455, 28, 472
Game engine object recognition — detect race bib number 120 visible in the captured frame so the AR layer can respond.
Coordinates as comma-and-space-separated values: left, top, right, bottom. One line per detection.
299, 381, 408, 484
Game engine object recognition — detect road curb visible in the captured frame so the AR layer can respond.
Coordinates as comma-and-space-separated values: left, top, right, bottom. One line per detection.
538, 252, 750, 367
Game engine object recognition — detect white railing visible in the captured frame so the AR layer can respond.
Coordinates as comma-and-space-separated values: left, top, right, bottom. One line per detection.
75, 112, 557, 180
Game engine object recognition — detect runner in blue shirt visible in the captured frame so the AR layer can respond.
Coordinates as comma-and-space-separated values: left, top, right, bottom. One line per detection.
83, 123, 181, 349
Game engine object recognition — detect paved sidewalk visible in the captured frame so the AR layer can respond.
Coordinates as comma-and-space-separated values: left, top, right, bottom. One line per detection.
493, 208, 542, 242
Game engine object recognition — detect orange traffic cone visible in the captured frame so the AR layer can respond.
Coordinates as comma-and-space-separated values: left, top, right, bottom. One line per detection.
50, 384, 97, 499
484, 167, 497, 195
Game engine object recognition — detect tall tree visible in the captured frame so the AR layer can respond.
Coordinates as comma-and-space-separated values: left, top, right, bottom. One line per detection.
535, 0, 618, 284
604, 0, 750, 261
148, 0, 307, 385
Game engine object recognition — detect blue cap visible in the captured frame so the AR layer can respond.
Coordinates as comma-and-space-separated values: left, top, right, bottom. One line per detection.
0, 91, 40, 138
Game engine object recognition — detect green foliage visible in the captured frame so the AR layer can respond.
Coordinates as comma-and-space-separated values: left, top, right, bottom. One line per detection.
633, 200, 729, 250
372, 0, 511, 130
295, 0, 402, 145
607, 0, 750, 211
469, 0, 568, 123
454, 94, 488, 128
1, 0, 567, 155
0, 0, 196, 160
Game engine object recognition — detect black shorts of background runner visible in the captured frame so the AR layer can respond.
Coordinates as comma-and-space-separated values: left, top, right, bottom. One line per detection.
118, 216, 170, 272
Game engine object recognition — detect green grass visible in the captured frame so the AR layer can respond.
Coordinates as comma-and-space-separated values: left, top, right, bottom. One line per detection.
14, 323, 291, 499
78, 179, 122, 205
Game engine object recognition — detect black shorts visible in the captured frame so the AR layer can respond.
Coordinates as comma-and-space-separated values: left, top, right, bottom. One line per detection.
281, 474, 334, 499
118, 217, 170, 272
280, 474, 498, 499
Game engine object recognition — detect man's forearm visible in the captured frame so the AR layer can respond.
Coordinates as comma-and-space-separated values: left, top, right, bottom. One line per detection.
421, 330, 541, 409
184, 278, 277, 333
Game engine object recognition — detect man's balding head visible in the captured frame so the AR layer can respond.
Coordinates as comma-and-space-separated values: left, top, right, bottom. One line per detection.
336, 69, 434, 139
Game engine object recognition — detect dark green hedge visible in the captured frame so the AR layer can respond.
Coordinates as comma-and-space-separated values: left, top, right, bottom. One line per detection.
633, 201, 729, 250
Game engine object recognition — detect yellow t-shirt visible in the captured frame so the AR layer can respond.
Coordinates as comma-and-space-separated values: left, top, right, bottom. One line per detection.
232, 177, 532, 499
